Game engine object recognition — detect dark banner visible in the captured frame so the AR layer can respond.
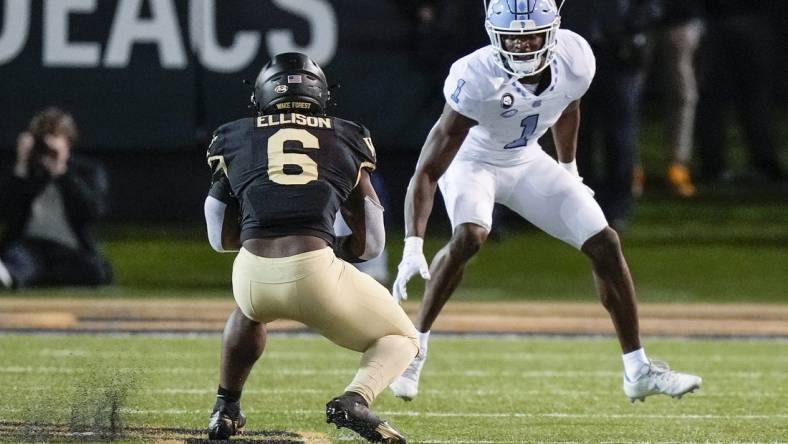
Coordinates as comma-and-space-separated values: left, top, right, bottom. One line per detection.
0, 0, 485, 151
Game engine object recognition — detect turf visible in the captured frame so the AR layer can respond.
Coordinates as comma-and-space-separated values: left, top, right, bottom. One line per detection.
1, 334, 786, 443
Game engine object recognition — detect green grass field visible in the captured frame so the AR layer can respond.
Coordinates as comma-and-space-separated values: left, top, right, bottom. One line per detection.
81, 196, 788, 304
1, 334, 786, 443
6, 197, 779, 305
3, 159, 786, 442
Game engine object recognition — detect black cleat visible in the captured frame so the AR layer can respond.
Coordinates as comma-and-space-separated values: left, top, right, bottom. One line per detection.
325, 392, 406, 444
208, 398, 246, 440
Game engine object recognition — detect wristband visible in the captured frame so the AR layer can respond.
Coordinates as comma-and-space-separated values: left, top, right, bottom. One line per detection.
559, 159, 579, 177
403, 236, 424, 254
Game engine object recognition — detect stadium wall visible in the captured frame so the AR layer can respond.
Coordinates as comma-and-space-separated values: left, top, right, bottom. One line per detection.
1, 0, 786, 222
0, 0, 485, 222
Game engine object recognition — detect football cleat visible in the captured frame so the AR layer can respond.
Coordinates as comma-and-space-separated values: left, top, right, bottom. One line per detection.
623, 360, 702, 403
632, 164, 645, 198
388, 353, 426, 401
326, 392, 406, 444
207, 398, 246, 440
666, 162, 696, 198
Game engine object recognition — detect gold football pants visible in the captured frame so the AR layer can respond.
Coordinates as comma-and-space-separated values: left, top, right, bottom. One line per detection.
232, 247, 419, 404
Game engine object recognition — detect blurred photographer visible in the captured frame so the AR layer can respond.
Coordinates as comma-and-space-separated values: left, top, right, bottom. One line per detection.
0, 108, 112, 290
563, 0, 664, 230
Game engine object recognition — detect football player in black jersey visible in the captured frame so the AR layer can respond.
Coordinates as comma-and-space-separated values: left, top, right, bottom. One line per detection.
203, 53, 419, 444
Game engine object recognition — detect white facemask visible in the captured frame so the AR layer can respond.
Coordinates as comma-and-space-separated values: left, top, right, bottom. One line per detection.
508, 54, 545, 76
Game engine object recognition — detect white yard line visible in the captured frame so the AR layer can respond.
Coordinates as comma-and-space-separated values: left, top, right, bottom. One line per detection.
1, 406, 785, 420
2, 331, 787, 341
9, 386, 784, 398
1, 366, 785, 379
30, 348, 788, 363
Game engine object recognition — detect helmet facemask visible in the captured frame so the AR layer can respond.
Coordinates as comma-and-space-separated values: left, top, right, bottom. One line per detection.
484, 0, 561, 77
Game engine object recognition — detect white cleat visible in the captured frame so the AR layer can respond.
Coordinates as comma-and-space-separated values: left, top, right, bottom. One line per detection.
0, 258, 13, 289
623, 360, 702, 403
389, 353, 426, 401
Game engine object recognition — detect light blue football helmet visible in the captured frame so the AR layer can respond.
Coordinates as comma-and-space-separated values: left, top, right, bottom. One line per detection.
484, 0, 562, 77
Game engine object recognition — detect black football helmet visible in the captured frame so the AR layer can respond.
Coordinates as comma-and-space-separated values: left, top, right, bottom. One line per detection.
251, 52, 329, 116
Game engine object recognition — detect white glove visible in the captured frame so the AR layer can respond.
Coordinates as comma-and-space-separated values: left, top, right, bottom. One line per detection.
560, 160, 594, 197
392, 236, 431, 303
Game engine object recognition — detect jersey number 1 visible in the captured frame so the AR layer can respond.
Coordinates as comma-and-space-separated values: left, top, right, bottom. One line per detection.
267, 128, 319, 185
504, 114, 539, 149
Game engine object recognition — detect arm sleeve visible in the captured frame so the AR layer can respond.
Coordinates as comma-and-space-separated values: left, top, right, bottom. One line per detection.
204, 197, 239, 252
334, 196, 385, 263
358, 196, 385, 260
204, 127, 240, 252
208, 173, 235, 204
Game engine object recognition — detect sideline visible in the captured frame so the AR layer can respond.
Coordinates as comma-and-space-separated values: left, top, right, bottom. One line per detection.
1, 297, 787, 337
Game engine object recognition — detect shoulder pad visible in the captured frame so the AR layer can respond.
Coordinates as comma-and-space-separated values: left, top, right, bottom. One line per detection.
443, 47, 500, 120
334, 117, 376, 166
336, 117, 371, 139
557, 29, 595, 81
207, 118, 252, 157
207, 129, 222, 157
555, 30, 595, 100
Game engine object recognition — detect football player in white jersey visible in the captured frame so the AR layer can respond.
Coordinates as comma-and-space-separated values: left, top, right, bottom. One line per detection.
390, 0, 701, 403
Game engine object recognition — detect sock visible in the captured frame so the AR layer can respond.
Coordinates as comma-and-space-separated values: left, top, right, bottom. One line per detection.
343, 391, 368, 407
217, 386, 242, 403
622, 348, 650, 381
345, 334, 419, 404
417, 330, 430, 359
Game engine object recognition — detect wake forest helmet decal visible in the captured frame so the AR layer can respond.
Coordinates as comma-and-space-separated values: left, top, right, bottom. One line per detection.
251, 52, 329, 116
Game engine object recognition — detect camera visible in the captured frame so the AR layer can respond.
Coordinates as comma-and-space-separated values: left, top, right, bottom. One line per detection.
28, 135, 57, 179
31, 135, 55, 158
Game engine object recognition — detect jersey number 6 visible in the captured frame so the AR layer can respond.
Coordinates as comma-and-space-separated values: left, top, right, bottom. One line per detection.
267, 128, 320, 185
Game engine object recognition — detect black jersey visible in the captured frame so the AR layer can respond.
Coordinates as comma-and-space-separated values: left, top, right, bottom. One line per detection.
206, 113, 377, 245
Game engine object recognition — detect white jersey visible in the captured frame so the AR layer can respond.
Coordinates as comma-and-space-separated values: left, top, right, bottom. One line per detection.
443, 29, 595, 166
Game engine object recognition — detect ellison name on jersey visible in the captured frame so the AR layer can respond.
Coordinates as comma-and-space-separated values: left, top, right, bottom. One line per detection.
257, 114, 333, 129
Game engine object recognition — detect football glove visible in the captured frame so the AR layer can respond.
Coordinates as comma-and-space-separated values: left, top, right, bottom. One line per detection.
392, 237, 431, 303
